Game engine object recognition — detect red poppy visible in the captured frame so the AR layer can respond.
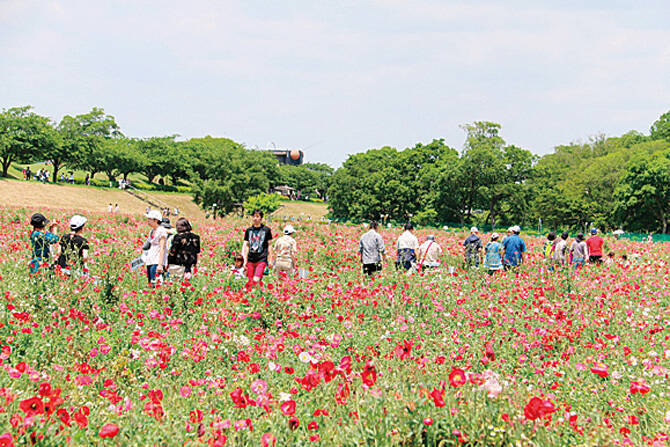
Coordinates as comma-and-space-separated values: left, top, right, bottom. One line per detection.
261, 432, 276, 447
19, 397, 44, 417
281, 400, 296, 416
590, 363, 609, 378
361, 363, 377, 387
288, 416, 300, 431
98, 423, 119, 439
448, 368, 467, 388
0, 433, 13, 447
430, 388, 445, 408
630, 381, 650, 395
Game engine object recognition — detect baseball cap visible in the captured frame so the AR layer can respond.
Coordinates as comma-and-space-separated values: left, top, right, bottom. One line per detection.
283, 224, 295, 235
69, 215, 87, 230
145, 209, 162, 221
590, 228, 597, 234
491, 232, 500, 240
30, 213, 49, 228
161, 217, 172, 229
512, 225, 521, 233
470, 226, 478, 233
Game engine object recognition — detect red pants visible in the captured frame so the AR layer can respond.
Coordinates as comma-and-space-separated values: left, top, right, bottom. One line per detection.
246, 261, 267, 282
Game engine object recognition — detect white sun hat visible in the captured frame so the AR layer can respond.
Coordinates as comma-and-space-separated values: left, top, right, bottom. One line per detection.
145, 209, 162, 221
283, 224, 295, 235
69, 215, 87, 230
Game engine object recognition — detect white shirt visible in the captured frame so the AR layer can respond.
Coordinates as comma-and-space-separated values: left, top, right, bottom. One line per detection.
145, 226, 168, 265
397, 231, 419, 250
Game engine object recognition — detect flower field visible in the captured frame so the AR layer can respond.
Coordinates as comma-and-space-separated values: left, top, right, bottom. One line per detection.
0, 207, 669, 446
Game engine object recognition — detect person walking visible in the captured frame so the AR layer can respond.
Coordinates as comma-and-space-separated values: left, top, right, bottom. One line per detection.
416, 235, 442, 270
144, 209, 168, 285
463, 227, 483, 268
242, 210, 273, 288
56, 215, 90, 277
359, 221, 386, 276
484, 232, 504, 274
273, 224, 298, 277
570, 233, 588, 268
586, 228, 604, 264
552, 232, 569, 267
543, 232, 557, 270
167, 217, 200, 279
29, 213, 59, 274
396, 223, 419, 271
502, 225, 526, 270
108, 203, 113, 214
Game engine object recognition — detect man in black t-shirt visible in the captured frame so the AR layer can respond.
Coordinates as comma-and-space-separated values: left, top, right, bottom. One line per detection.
57, 215, 90, 275
242, 209, 273, 288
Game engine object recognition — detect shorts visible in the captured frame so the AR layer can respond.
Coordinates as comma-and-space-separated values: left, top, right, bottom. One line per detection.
363, 262, 382, 276
246, 261, 267, 281
589, 255, 602, 264
572, 256, 585, 267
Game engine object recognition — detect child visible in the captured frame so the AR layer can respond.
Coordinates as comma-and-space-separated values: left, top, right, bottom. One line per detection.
229, 254, 245, 280
29, 213, 59, 274
56, 215, 90, 277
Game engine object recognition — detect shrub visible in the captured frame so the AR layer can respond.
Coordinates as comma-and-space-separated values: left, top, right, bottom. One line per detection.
243, 193, 282, 216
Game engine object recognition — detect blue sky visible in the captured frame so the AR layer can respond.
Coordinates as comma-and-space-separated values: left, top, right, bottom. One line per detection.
1, 0, 669, 166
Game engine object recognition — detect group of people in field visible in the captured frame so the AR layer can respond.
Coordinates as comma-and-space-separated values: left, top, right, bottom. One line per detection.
358, 220, 628, 277
28, 207, 631, 287
27, 208, 299, 291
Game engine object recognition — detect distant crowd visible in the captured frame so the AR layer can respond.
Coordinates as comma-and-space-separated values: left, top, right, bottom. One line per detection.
26, 209, 642, 290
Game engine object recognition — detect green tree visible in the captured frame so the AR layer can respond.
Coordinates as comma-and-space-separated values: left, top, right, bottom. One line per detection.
650, 111, 670, 141
190, 138, 279, 216
0, 106, 53, 177
613, 149, 670, 233
59, 107, 122, 179
243, 193, 282, 216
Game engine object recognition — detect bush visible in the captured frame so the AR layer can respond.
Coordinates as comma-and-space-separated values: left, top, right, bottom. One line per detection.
243, 193, 282, 216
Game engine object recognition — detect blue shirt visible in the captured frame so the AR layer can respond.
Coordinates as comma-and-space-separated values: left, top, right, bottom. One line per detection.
502, 234, 526, 266
484, 241, 503, 270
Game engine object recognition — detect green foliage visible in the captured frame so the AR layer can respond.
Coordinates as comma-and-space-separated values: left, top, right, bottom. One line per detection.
243, 193, 282, 216
650, 111, 670, 141
190, 137, 280, 216
0, 106, 54, 177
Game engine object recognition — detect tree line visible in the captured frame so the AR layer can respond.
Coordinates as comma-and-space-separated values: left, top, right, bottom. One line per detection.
328, 112, 670, 233
2, 105, 668, 232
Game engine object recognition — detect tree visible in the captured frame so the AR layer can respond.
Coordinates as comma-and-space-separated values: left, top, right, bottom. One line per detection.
191, 140, 279, 216
59, 107, 122, 179
0, 106, 52, 177
613, 149, 670, 233
243, 193, 282, 215
650, 111, 670, 141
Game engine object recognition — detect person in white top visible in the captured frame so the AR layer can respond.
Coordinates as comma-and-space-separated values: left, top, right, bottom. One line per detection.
273, 224, 298, 276
396, 223, 419, 271
144, 209, 168, 284
417, 235, 443, 269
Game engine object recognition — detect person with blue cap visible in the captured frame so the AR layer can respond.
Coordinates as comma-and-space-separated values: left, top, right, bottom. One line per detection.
586, 228, 604, 264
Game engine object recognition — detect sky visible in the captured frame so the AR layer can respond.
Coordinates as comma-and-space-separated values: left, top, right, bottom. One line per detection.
1, 0, 669, 167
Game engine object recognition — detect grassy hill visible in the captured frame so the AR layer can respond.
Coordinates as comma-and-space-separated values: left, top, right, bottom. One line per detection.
0, 178, 329, 219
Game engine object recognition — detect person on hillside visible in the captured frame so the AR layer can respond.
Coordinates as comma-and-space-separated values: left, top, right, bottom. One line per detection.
586, 228, 604, 264
56, 215, 90, 277
29, 213, 59, 274
144, 209, 168, 285
242, 209, 273, 288
114, 204, 119, 214
484, 232, 504, 274
167, 217, 201, 279
84, 174, 89, 185
396, 223, 419, 271
25, 167, 31, 180
463, 227, 483, 268
570, 233, 588, 268
417, 235, 443, 270
273, 224, 298, 277
552, 232, 569, 266
359, 221, 386, 276
502, 225, 526, 270
108, 203, 113, 214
